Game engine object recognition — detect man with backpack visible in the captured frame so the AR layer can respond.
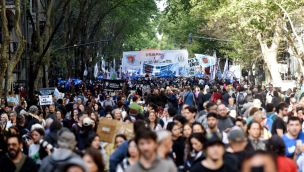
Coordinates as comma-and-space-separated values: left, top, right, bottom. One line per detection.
236, 87, 247, 115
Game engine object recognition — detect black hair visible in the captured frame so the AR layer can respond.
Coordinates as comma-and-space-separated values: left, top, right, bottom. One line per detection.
192, 122, 206, 134
276, 102, 288, 113
206, 112, 218, 119
297, 107, 304, 113
287, 116, 301, 124
133, 120, 148, 135
173, 115, 187, 125
168, 107, 177, 117
188, 133, 205, 153
266, 135, 286, 156
135, 128, 157, 144
206, 102, 216, 110
166, 122, 179, 131
6, 134, 22, 144
31, 128, 45, 136
235, 117, 246, 125
265, 103, 275, 113
115, 134, 127, 144
184, 106, 197, 114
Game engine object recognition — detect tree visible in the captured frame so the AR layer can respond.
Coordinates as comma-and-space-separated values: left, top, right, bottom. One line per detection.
0, 0, 26, 96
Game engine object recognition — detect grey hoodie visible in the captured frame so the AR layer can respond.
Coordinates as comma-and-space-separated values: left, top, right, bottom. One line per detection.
39, 148, 87, 172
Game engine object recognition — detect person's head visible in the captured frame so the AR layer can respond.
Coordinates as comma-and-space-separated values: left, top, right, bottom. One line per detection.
192, 122, 205, 134
206, 102, 217, 113
49, 104, 56, 113
112, 109, 122, 121
167, 107, 177, 117
249, 107, 259, 117
265, 103, 275, 113
183, 106, 197, 123
114, 134, 127, 148
9, 111, 17, 123
241, 151, 277, 172
266, 135, 286, 156
56, 110, 63, 120
297, 107, 304, 119
77, 112, 88, 124
247, 121, 262, 140
228, 97, 235, 105
252, 110, 265, 123
228, 127, 247, 152
132, 95, 139, 103
277, 102, 288, 116
83, 148, 105, 172
204, 134, 225, 161
57, 128, 77, 150
217, 104, 228, 117
183, 123, 192, 138
189, 133, 205, 153
235, 118, 246, 131
268, 84, 273, 92
79, 104, 85, 112
1, 113, 8, 122
166, 122, 181, 138
173, 115, 187, 128
127, 139, 139, 158
89, 134, 100, 150
148, 111, 157, 123
156, 130, 173, 155
135, 129, 158, 160
31, 127, 45, 144
207, 113, 218, 130
287, 116, 302, 137
105, 113, 113, 120
7, 135, 23, 160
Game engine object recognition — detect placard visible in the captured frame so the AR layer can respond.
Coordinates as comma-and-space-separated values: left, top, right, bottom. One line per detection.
39, 95, 53, 105
104, 79, 125, 91
97, 118, 133, 143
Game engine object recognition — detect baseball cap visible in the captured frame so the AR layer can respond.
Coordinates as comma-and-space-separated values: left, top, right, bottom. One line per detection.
228, 127, 246, 142
83, 117, 94, 126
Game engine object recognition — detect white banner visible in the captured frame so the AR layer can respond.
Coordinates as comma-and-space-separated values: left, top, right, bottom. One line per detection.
122, 49, 189, 76
39, 95, 53, 106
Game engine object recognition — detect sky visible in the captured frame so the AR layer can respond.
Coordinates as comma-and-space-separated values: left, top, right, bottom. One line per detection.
155, 0, 167, 12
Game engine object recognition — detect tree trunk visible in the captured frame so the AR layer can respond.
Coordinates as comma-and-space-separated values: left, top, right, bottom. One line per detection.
257, 20, 283, 85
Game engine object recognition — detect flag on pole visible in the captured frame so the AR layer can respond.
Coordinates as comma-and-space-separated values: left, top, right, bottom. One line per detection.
83, 64, 88, 77
223, 58, 229, 79
94, 63, 99, 78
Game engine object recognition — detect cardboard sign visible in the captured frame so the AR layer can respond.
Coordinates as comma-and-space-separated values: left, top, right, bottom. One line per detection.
7, 95, 19, 107
97, 118, 133, 143
39, 95, 53, 105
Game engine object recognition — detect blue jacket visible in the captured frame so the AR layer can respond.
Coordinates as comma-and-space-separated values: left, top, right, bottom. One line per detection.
109, 141, 128, 172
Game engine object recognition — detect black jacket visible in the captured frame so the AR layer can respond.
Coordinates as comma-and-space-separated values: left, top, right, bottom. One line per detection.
0, 153, 38, 172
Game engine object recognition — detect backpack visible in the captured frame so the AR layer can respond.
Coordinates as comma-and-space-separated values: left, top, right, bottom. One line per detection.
237, 93, 246, 105
265, 113, 277, 131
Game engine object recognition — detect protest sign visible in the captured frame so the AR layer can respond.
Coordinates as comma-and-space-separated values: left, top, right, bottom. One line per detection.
39, 87, 56, 95
97, 118, 133, 143
39, 95, 53, 105
103, 79, 125, 91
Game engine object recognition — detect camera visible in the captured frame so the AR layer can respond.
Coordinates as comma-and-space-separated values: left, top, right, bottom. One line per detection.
40, 140, 54, 153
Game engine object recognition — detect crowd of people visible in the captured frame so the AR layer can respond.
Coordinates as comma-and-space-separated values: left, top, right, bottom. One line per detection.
1, 76, 304, 172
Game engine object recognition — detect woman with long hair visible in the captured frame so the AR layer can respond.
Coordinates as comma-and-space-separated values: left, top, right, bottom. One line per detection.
147, 111, 162, 131
83, 148, 105, 172
185, 133, 205, 171
116, 139, 139, 172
